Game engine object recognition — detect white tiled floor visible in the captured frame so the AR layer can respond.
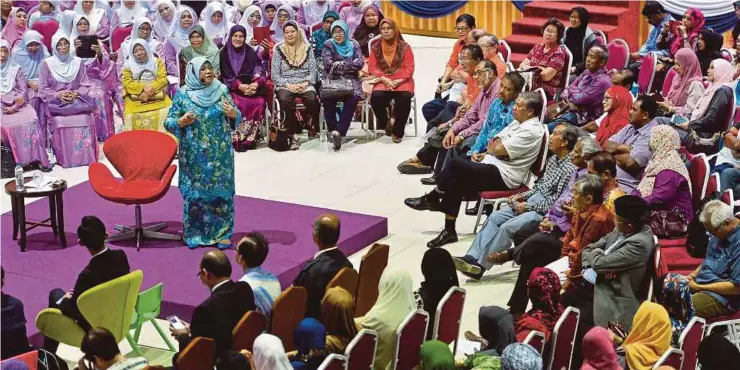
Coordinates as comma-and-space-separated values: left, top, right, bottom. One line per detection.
2, 34, 518, 366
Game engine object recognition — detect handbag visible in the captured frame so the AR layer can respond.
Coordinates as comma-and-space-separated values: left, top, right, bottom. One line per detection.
232, 120, 261, 152
647, 207, 688, 238
320, 63, 354, 101
129, 91, 166, 102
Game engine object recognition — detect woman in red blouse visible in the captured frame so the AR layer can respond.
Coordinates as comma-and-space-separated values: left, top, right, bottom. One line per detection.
519, 18, 567, 101
367, 18, 415, 143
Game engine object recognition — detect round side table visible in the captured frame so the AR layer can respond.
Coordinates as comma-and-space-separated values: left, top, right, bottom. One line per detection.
4, 178, 68, 252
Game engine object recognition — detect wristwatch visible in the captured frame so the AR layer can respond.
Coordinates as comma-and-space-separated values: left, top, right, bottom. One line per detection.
457, 134, 465, 142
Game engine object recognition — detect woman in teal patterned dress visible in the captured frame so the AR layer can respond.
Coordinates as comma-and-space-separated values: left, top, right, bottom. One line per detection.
165, 56, 241, 249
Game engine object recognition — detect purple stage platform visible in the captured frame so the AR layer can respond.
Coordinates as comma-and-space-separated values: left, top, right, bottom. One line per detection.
1, 181, 387, 342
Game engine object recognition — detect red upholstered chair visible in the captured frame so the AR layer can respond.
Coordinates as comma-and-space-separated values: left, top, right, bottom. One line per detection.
499, 40, 511, 64
433, 287, 466, 355
345, 329, 378, 370
473, 128, 549, 233
175, 337, 216, 370
318, 354, 347, 370
652, 348, 684, 370
31, 19, 59, 52
721, 48, 733, 63
522, 330, 546, 356
638, 53, 657, 94
546, 307, 580, 370
88, 131, 180, 251
392, 310, 429, 370
606, 39, 629, 71
678, 317, 705, 370
111, 24, 133, 52
662, 67, 676, 98
594, 30, 607, 45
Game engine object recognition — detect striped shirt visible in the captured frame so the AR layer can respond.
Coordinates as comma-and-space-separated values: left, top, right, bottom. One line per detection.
239, 267, 282, 318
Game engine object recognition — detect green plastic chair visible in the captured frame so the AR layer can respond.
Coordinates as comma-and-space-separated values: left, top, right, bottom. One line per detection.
126, 283, 176, 354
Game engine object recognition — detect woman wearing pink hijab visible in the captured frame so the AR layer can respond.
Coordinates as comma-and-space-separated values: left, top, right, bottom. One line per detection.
581, 327, 622, 370
1, 7, 28, 50
670, 7, 705, 55
657, 48, 704, 117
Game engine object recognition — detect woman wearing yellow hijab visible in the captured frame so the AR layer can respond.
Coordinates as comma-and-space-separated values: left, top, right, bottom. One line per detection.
619, 302, 672, 370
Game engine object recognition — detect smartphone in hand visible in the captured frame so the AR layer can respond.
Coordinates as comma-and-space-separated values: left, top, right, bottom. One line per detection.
167, 315, 186, 330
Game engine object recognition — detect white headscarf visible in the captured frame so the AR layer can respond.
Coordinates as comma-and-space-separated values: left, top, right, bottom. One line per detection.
120, 17, 158, 62
201, 1, 231, 40
153, 0, 176, 39
114, 0, 147, 25
60, 9, 78, 34
203, 0, 240, 24
300, 0, 334, 26
356, 268, 415, 335
11, 30, 51, 81
252, 334, 292, 370
168, 5, 197, 52
69, 15, 99, 65
126, 38, 158, 81
270, 5, 295, 43
238, 5, 262, 43
0, 40, 21, 95
45, 32, 82, 83
74, 0, 105, 33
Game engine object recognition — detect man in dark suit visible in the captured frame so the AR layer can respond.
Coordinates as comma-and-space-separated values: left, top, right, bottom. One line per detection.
45, 216, 130, 352
293, 214, 353, 318
170, 250, 255, 367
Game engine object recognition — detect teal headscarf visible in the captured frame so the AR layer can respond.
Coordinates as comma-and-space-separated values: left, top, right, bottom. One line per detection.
329, 19, 353, 58
183, 56, 228, 107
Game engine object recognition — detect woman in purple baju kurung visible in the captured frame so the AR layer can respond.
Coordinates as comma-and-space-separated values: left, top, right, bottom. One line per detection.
162, 5, 197, 95
11, 31, 50, 139
73, 0, 110, 39
71, 14, 116, 141
110, 0, 149, 29
220, 25, 267, 150
39, 32, 98, 168
0, 40, 51, 169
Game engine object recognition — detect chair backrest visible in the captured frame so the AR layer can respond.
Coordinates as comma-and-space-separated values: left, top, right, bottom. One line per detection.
499, 40, 511, 64
707, 172, 719, 197
232, 311, 267, 351
176, 337, 217, 370
270, 286, 307, 352
131, 282, 164, 327
705, 317, 740, 352
638, 53, 657, 94
345, 329, 378, 370
78, 270, 143, 343
31, 19, 60, 52
327, 267, 360, 297
594, 30, 607, 45
605, 39, 629, 71
535, 88, 547, 123
662, 67, 677, 98
522, 330, 546, 356
678, 316, 705, 370
318, 354, 348, 370
688, 153, 710, 209
546, 307, 580, 370
652, 348, 684, 370
355, 244, 389, 318
103, 131, 178, 182
721, 48, 733, 63
367, 34, 382, 57
506, 62, 515, 73
559, 45, 573, 90
723, 188, 734, 207
432, 287, 466, 354
530, 127, 549, 179
392, 310, 429, 370
111, 24, 133, 52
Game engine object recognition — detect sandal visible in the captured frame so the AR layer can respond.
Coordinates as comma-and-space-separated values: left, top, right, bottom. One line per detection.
464, 331, 489, 348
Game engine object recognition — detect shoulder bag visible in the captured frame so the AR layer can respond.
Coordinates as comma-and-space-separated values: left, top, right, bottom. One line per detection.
320, 63, 354, 101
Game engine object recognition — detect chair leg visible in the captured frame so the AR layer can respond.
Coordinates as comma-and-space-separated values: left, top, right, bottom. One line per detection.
133, 324, 143, 342
126, 333, 144, 356
150, 319, 177, 352
473, 200, 485, 234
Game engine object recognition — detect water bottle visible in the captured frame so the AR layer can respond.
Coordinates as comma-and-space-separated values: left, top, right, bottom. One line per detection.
14, 165, 24, 191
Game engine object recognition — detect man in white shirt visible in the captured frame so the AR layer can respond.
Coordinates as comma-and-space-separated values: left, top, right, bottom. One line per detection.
405, 91, 546, 249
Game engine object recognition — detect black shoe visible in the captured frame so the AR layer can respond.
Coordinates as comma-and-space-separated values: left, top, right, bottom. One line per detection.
331, 131, 342, 151
427, 229, 458, 248
420, 176, 437, 185
465, 202, 493, 216
404, 194, 440, 211
397, 160, 433, 175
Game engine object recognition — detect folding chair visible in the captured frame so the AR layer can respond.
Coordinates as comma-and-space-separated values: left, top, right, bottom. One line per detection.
705, 314, 740, 352
557, 45, 573, 98
111, 24, 133, 53
546, 307, 580, 370
594, 30, 607, 45
651, 348, 684, 370
678, 316, 705, 370
522, 330, 546, 357
355, 244, 389, 317
270, 286, 307, 352
318, 354, 348, 370
432, 287, 466, 355
499, 40, 511, 64
638, 53, 657, 94
721, 48, 734, 63
392, 310, 429, 370
605, 39, 629, 71
345, 329, 378, 370
232, 311, 267, 351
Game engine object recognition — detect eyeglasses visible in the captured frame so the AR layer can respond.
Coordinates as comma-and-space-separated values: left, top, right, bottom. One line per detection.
473, 69, 492, 77
454, 26, 470, 32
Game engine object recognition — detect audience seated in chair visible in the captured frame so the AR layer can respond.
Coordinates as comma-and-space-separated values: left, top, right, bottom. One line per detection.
45, 216, 130, 353
111, 0, 148, 29
717, 126, 740, 196
563, 7, 602, 78
630, 1, 671, 62
404, 91, 547, 249
451, 123, 579, 279
656, 48, 704, 120
657, 8, 705, 56
603, 95, 659, 193
367, 18, 414, 143
235, 232, 281, 319
518, 18, 567, 100
414, 249, 459, 339
478, 34, 507, 79
660, 273, 697, 345
117, 18, 165, 77
152, 0, 176, 40
293, 214, 352, 319
610, 68, 636, 91
580, 327, 622, 370
589, 86, 633, 145
696, 29, 723, 76
287, 318, 328, 369
77, 328, 148, 370
355, 268, 415, 370
1, 267, 33, 360
246, 333, 293, 370
121, 38, 172, 133
311, 11, 338, 59
546, 45, 611, 131
632, 125, 694, 237
698, 333, 740, 370
353, 4, 382, 60
320, 287, 359, 354
419, 340, 455, 369
162, 7, 197, 91
169, 250, 256, 366
614, 302, 672, 370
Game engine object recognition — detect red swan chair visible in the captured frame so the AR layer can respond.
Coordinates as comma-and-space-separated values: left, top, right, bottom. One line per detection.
88, 131, 181, 250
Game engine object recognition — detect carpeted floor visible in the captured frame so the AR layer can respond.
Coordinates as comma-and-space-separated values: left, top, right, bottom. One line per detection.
1, 181, 387, 340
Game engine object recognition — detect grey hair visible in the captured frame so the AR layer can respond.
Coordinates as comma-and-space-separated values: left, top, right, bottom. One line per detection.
574, 174, 604, 204
590, 45, 609, 62
479, 34, 499, 46
561, 124, 580, 151
699, 200, 734, 229
519, 91, 544, 120
578, 136, 600, 157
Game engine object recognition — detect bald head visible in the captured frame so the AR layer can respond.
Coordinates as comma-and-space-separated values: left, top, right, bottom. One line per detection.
200, 250, 232, 278
314, 213, 341, 249
467, 28, 487, 44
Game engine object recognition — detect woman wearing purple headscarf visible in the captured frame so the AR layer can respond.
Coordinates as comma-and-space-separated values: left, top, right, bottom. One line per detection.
220, 25, 267, 151
1, 7, 28, 50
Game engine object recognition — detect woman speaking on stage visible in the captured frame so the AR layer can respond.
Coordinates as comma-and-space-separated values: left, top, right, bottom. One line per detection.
165, 56, 241, 250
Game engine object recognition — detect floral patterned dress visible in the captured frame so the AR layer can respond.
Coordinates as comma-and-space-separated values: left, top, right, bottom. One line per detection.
164, 89, 241, 248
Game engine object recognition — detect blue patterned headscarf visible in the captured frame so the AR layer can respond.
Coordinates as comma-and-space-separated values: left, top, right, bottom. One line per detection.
329, 19, 353, 58
501, 343, 543, 370
183, 56, 227, 107
660, 273, 696, 345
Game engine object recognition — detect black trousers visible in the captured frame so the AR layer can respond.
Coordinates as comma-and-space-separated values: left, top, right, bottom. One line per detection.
507, 231, 565, 314
437, 148, 509, 217
370, 91, 413, 138
421, 97, 460, 132
276, 89, 320, 135
44, 288, 92, 352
